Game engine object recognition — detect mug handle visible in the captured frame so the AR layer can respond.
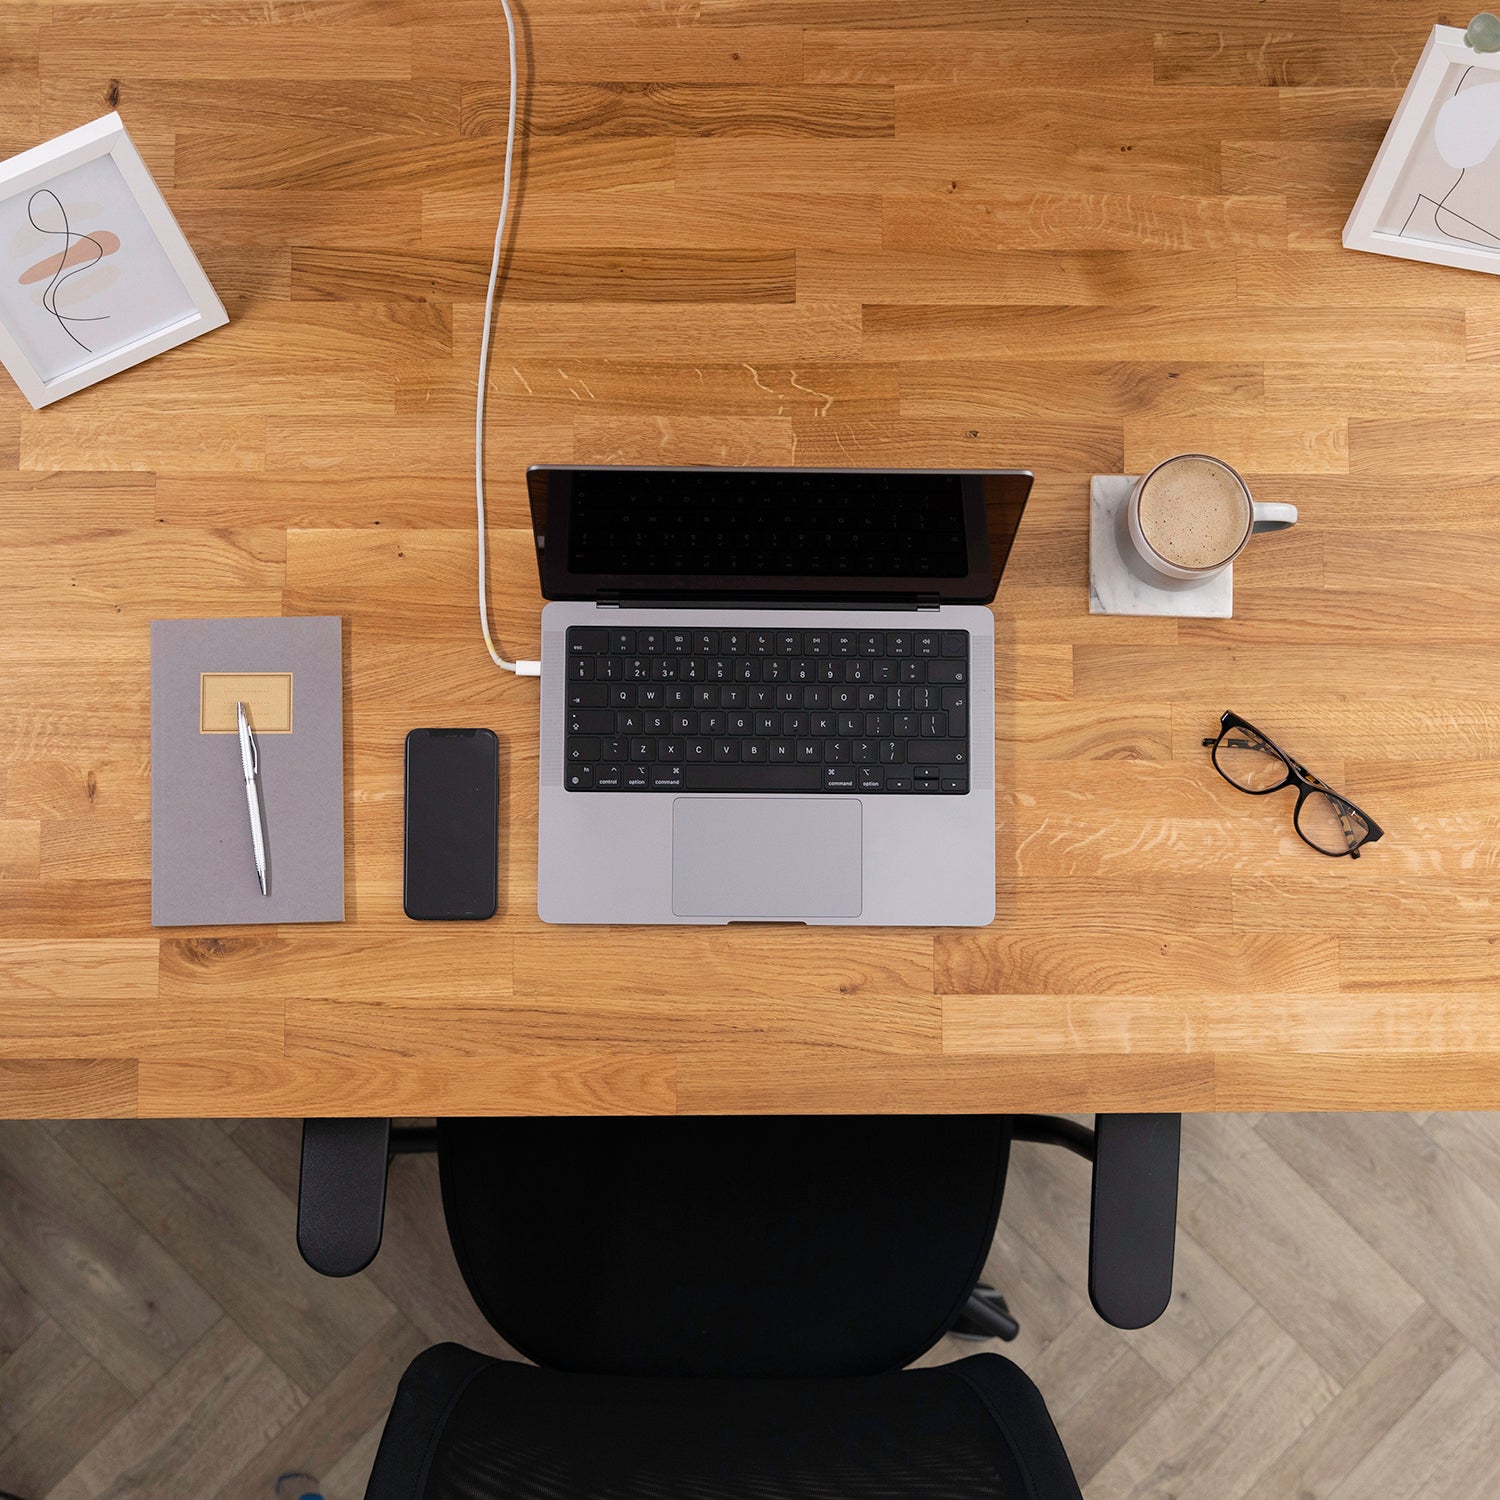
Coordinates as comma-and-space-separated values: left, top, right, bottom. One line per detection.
1251, 500, 1297, 533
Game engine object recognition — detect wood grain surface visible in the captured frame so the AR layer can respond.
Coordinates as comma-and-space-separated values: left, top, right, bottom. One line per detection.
2, 0, 1497, 1117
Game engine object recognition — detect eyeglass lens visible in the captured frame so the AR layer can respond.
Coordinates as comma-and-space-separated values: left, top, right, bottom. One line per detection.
1213, 727, 1287, 792
1296, 790, 1370, 855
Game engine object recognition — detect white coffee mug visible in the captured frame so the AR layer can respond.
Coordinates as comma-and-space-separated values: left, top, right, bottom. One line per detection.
1126, 453, 1297, 583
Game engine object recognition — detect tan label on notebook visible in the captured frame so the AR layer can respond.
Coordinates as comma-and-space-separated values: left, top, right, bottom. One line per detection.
200, 672, 294, 733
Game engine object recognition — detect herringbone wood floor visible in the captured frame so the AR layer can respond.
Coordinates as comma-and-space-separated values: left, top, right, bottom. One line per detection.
2, 1114, 1498, 1498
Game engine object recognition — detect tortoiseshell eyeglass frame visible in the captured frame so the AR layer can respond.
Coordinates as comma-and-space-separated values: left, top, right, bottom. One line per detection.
1202, 710, 1385, 859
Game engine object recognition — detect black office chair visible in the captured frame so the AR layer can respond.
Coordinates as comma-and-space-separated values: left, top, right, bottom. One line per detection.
298, 1113, 1179, 1499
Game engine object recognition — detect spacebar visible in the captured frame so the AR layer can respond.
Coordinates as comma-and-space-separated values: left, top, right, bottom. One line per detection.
677, 766, 822, 791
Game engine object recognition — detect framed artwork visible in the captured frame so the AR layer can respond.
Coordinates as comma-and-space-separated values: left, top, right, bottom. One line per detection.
0, 112, 226, 408
1345, 25, 1500, 274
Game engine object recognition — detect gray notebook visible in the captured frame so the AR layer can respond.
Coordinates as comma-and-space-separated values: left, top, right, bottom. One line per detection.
151, 616, 345, 927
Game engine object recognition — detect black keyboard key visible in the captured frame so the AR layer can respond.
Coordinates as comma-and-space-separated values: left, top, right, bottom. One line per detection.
838, 712, 861, 735
915, 632, 939, 657
694, 686, 718, 707
826, 740, 850, 762
900, 661, 925, 683
796, 740, 822, 762
886, 632, 911, 657
769, 740, 793, 761
684, 765, 820, 792
853, 740, 877, 764
695, 630, 719, 653
639, 630, 663, 653
568, 684, 608, 707
569, 629, 607, 655
920, 713, 946, 737
858, 768, 884, 792
568, 709, 614, 734
611, 630, 636, 653
568, 738, 601, 762
612, 686, 637, 707
942, 632, 967, 657
566, 766, 594, 789
687, 739, 711, 761
657, 740, 683, 761
666, 630, 692, 653
943, 687, 968, 738
623, 764, 649, 789
777, 631, 802, 654
568, 659, 595, 680
652, 765, 684, 788
824, 767, 857, 791
859, 633, 881, 655
927, 661, 967, 684
595, 764, 623, 789
913, 776, 940, 792
713, 740, 739, 761
906, 740, 968, 765
743, 739, 767, 762
941, 777, 968, 793
629, 739, 653, 760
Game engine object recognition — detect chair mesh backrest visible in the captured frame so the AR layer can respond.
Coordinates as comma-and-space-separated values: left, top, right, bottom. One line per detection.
409, 1355, 1080, 1500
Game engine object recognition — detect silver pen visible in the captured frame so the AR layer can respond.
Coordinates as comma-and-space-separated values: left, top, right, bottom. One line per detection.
237, 701, 269, 896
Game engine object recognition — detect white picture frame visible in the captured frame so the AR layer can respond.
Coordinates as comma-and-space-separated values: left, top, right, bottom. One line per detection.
0, 112, 226, 408
1345, 25, 1500, 275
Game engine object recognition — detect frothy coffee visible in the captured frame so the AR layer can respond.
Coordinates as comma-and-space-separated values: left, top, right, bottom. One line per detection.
1137, 457, 1250, 571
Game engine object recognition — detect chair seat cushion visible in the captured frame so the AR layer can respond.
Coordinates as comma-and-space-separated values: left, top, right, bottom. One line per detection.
438, 1115, 1011, 1378
367, 1345, 1082, 1500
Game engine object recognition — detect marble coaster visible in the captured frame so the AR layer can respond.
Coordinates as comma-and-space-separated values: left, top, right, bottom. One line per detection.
1089, 475, 1233, 619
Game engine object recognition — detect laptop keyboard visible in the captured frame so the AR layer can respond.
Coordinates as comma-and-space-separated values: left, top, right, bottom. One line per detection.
563, 625, 971, 794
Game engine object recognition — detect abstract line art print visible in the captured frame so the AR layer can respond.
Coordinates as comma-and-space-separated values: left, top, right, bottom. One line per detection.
22, 187, 118, 354
1378, 62, 1500, 251
0, 153, 196, 383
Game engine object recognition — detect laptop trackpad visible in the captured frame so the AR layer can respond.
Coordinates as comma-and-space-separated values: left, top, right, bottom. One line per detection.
672, 798, 862, 919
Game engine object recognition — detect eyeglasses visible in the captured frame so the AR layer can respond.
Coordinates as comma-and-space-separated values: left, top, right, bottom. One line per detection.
1202, 711, 1384, 858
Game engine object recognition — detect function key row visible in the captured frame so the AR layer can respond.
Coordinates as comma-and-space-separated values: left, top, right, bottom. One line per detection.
567, 628, 967, 659
567, 655, 967, 685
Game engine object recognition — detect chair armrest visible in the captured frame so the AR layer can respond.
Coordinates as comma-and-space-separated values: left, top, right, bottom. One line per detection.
297, 1118, 390, 1277
1088, 1113, 1180, 1329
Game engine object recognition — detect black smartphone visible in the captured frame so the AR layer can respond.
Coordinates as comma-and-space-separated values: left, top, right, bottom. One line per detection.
404, 728, 499, 920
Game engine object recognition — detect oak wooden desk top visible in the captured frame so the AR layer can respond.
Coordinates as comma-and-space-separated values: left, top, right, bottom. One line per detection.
2, 1, 1498, 1119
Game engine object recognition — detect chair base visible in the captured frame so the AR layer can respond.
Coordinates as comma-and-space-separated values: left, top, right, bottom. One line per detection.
950, 1284, 1019, 1342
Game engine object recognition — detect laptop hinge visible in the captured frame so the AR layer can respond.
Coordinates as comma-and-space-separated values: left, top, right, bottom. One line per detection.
592, 594, 944, 612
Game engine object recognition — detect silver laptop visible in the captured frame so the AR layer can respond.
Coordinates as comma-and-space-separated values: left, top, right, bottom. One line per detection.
532, 465, 1032, 925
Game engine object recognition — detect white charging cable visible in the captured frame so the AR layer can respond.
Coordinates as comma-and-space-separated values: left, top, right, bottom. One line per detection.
475, 0, 541, 677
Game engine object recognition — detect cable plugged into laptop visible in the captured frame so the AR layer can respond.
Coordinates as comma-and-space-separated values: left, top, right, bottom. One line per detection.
474, 0, 539, 681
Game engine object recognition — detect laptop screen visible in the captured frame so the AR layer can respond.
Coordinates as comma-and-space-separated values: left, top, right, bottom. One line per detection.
527, 466, 1032, 604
